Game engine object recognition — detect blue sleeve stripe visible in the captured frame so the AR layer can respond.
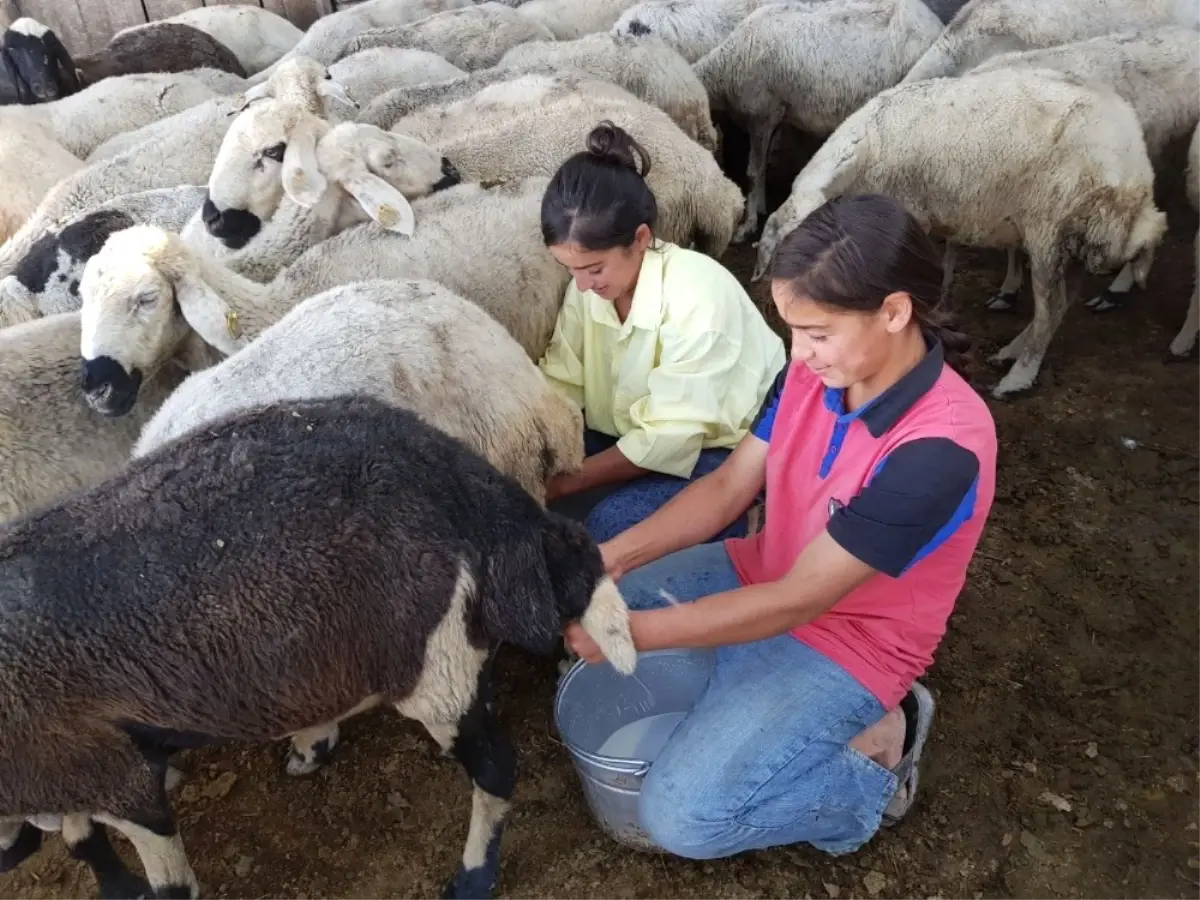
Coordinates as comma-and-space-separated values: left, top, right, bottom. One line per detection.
901, 474, 978, 574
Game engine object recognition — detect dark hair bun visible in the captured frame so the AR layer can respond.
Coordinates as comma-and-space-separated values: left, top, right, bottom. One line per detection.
585, 120, 652, 177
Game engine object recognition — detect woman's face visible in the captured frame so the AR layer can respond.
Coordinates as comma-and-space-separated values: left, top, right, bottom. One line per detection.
772, 281, 913, 390
549, 224, 652, 302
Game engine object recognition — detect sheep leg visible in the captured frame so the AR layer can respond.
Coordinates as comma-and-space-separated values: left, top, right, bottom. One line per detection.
1167, 278, 1200, 360
61, 814, 152, 900
732, 113, 782, 245
94, 813, 198, 900
990, 252, 1069, 399
0, 818, 43, 872
941, 241, 958, 298
286, 721, 340, 776
985, 247, 1024, 312
440, 712, 515, 899
1085, 262, 1135, 312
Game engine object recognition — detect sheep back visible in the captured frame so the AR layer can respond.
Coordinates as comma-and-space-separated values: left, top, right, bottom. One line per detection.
82, 22, 247, 84
0, 393, 609, 814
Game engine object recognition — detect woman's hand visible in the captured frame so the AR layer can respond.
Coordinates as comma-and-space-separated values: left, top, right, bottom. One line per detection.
544, 473, 573, 503
564, 621, 606, 664
599, 540, 628, 581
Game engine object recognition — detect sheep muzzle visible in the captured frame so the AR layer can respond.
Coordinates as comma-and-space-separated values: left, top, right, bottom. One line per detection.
80, 355, 143, 417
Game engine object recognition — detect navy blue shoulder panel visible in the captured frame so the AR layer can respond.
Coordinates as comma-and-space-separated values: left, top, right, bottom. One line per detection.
750, 365, 788, 443
827, 437, 980, 577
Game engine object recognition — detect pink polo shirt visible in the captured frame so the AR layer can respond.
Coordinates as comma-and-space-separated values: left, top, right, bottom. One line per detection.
724, 338, 997, 709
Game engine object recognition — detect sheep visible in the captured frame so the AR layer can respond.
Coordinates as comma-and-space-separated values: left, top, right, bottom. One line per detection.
1168, 122, 1200, 360
1, 18, 245, 103
0, 391, 636, 900
134, 279, 583, 501
76, 178, 569, 420
110, 5, 304, 75
0, 189, 207, 328
181, 95, 460, 258
0, 58, 358, 283
496, 32, 718, 152
0, 123, 85, 246
0, 310, 199, 525
964, 27, 1200, 312
751, 67, 1168, 400
900, 0, 1199, 84
515, 0, 641, 39
1, 110, 457, 326
250, 0, 477, 82
386, 73, 746, 254
334, 2, 556, 71
611, 0, 773, 63
303, 46, 465, 106
693, 0, 946, 243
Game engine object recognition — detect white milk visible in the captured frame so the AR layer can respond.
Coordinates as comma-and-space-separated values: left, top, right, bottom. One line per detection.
596, 712, 687, 760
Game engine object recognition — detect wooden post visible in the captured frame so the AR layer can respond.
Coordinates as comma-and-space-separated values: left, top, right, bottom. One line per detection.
262, 0, 332, 30
13, 0, 147, 55
142, 0, 205, 18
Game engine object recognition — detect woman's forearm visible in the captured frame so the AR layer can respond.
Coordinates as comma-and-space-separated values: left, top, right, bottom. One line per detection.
561, 444, 646, 494
607, 468, 750, 572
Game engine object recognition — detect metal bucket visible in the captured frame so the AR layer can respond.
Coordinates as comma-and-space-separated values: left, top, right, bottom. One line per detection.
553, 648, 715, 852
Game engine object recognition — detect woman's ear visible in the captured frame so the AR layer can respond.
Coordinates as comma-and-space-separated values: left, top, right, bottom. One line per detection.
633, 222, 653, 251
881, 290, 914, 333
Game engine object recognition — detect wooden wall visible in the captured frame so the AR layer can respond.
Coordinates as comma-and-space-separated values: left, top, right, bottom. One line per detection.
9, 0, 334, 56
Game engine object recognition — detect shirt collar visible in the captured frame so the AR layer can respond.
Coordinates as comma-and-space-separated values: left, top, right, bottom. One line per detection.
822, 332, 944, 438
587, 242, 666, 336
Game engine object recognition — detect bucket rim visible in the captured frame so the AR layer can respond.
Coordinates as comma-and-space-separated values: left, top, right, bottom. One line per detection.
552, 647, 714, 773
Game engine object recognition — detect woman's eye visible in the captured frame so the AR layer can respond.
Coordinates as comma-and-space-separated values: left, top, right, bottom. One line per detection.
263, 143, 286, 162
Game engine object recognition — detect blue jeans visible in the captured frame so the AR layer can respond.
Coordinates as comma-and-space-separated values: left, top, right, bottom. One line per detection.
617, 542, 899, 858
572, 430, 748, 543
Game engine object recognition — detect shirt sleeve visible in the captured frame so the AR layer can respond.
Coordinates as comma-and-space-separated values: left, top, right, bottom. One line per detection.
827, 437, 981, 578
536, 287, 586, 411
749, 365, 788, 443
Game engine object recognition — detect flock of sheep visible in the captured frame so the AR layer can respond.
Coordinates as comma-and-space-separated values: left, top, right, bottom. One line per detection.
0, 0, 1196, 897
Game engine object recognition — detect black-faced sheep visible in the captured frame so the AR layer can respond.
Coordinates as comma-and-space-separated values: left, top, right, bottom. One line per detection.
0, 393, 637, 900
1, 18, 246, 103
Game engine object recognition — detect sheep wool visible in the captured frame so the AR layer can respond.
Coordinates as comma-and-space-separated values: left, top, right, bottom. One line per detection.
0, 393, 636, 899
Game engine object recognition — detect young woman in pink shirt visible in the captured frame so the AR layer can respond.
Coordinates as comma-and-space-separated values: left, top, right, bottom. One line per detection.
565, 193, 998, 858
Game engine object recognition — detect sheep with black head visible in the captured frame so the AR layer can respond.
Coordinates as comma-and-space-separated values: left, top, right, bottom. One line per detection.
0, 393, 636, 900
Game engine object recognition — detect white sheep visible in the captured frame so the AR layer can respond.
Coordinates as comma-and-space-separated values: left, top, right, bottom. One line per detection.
337, 2, 556, 71
1168, 122, 1200, 359
388, 72, 746, 255
516, 0, 642, 39
110, 4, 304, 75
0, 58, 359, 283
496, 32, 719, 152
693, 0, 945, 243
611, 0, 771, 63
249, 0, 476, 81
77, 178, 569, 420
0, 124, 85, 246
751, 67, 1168, 399
134, 279, 583, 501
305, 46, 465, 104
900, 0, 1199, 83
180, 96, 460, 260
0, 311, 202, 524
965, 27, 1200, 312
0, 390, 635, 900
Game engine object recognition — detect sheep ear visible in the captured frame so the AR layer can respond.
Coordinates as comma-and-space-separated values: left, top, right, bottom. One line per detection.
43, 29, 81, 94
230, 80, 271, 114
281, 119, 328, 208
317, 75, 358, 111
340, 171, 415, 235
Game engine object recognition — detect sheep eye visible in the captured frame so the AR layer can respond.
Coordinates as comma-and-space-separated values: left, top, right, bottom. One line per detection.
263, 143, 286, 162
133, 293, 157, 310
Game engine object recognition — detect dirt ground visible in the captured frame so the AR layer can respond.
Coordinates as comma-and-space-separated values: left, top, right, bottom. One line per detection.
2, 128, 1197, 900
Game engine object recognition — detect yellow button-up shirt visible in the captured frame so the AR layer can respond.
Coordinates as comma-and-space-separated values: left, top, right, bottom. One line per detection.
538, 241, 787, 479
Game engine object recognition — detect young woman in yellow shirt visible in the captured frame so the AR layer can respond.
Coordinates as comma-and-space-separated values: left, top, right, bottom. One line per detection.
538, 121, 786, 541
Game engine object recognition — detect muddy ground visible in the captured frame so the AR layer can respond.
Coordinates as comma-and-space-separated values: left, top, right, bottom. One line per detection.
2, 128, 1197, 900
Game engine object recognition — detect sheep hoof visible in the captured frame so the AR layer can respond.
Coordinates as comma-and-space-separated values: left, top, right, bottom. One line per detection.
0, 823, 43, 872
285, 751, 325, 777
1164, 344, 1199, 364
441, 864, 497, 900
95, 868, 153, 900
984, 292, 1018, 313
1085, 289, 1126, 313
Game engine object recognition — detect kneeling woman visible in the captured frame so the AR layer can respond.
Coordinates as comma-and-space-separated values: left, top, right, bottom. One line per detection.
537, 122, 786, 542
566, 193, 998, 859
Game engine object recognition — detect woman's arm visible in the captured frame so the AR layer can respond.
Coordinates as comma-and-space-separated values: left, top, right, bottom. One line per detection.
602, 433, 769, 577
537, 289, 587, 410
